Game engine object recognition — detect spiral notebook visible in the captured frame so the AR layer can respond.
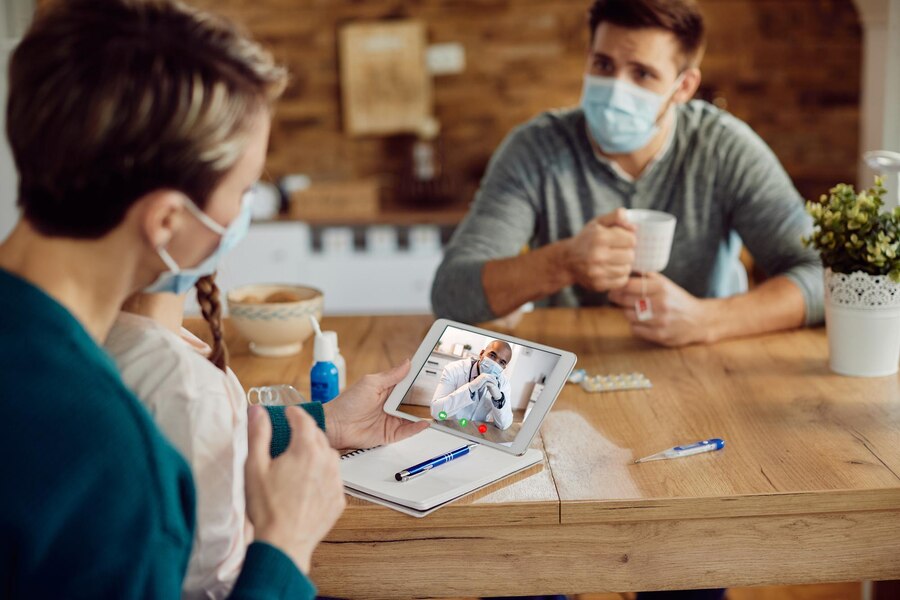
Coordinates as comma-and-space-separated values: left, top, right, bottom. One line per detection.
340, 428, 543, 517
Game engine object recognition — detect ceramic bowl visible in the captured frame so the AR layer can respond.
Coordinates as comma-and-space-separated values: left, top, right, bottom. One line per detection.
227, 284, 323, 357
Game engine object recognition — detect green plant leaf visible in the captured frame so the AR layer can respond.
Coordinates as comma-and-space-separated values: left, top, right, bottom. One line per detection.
804, 177, 900, 277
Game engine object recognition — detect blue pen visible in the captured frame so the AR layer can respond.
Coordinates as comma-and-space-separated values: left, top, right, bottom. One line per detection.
634, 438, 725, 464
395, 443, 478, 482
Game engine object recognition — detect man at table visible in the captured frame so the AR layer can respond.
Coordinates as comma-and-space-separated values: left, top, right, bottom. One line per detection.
431, 0, 823, 348
431, 340, 514, 431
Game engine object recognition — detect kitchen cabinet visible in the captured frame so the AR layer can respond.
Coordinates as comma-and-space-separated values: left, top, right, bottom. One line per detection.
186, 220, 443, 316
1, 41, 21, 239
404, 351, 460, 407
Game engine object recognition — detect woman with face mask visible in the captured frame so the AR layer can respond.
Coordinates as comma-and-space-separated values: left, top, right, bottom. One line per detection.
0, 1, 425, 598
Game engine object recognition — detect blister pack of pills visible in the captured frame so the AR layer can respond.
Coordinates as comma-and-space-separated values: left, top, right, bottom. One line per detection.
568, 368, 652, 392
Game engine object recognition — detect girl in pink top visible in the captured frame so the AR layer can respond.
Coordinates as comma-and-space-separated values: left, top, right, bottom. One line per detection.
106, 277, 248, 599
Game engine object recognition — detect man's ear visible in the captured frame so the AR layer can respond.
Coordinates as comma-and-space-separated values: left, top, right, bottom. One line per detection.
134, 190, 187, 250
674, 67, 701, 104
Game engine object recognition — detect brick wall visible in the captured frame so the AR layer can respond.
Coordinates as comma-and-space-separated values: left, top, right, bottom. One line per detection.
190, 0, 861, 207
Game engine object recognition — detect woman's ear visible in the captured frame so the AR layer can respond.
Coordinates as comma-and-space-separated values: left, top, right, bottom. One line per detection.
136, 190, 186, 250
674, 67, 702, 104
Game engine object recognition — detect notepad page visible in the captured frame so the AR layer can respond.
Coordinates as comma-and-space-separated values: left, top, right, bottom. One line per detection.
340, 427, 542, 511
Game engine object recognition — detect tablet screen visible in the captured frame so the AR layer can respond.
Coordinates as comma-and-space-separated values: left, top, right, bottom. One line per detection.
396, 324, 562, 447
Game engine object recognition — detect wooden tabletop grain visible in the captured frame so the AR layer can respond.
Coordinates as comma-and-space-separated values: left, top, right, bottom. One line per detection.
186, 308, 900, 598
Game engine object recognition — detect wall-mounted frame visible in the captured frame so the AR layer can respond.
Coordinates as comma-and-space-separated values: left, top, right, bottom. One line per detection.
339, 20, 433, 137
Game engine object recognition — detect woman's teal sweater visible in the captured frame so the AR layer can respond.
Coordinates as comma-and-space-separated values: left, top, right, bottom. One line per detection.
0, 269, 319, 599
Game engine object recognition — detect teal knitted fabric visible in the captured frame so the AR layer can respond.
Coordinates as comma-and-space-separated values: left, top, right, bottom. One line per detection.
232, 541, 316, 599
264, 402, 326, 458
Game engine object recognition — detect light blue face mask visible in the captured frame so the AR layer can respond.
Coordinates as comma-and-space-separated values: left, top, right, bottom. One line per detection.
144, 191, 254, 295
479, 356, 505, 379
580, 74, 682, 154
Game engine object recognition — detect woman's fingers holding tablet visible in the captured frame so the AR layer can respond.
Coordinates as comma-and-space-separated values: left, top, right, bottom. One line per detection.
323, 359, 429, 450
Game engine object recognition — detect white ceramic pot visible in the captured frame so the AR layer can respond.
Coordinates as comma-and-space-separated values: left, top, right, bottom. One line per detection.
824, 269, 900, 377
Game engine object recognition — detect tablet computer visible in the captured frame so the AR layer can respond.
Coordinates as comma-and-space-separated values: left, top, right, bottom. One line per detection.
383, 318, 577, 456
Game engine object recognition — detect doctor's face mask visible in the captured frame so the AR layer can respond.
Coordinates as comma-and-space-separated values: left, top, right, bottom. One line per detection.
479, 356, 505, 379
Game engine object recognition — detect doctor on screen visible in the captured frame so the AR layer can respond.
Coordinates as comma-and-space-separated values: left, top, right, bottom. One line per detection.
431, 340, 514, 430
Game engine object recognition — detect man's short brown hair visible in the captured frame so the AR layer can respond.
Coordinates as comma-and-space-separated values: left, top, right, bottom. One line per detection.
588, 0, 706, 68
7, 0, 287, 239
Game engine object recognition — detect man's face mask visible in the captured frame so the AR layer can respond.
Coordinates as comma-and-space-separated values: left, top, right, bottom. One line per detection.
144, 191, 254, 295
580, 73, 683, 154
479, 356, 505, 379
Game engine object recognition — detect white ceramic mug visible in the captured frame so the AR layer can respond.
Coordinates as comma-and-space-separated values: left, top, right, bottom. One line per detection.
626, 209, 677, 273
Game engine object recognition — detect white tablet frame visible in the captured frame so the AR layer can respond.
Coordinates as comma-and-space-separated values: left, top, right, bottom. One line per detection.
383, 318, 577, 456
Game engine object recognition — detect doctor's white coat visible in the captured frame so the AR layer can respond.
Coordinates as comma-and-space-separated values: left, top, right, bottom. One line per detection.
430, 358, 514, 430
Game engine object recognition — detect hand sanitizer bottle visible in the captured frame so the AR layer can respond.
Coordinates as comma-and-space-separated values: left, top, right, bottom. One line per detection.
324, 331, 346, 392
309, 316, 339, 403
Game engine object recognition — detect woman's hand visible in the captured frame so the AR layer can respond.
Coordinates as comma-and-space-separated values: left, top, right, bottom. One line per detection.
245, 405, 345, 574
322, 360, 429, 450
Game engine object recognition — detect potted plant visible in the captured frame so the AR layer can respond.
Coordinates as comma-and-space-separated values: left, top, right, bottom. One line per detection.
803, 177, 900, 376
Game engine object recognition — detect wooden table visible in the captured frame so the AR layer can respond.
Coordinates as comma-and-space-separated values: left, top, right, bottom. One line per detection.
192, 308, 900, 598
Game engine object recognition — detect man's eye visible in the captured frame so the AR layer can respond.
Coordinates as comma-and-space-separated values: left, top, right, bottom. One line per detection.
592, 58, 613, 73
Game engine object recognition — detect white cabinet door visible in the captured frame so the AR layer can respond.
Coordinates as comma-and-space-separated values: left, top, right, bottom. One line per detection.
0, 40, 20, 240
299, 253, 441, 315
2, 1, 36, 239
185, 222, 443, 316
217, 221, 311, 290
406, 353, 456, 407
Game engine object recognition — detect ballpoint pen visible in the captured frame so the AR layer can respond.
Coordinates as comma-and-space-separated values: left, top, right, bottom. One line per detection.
395, 443, 479, 482
634, 438, 725, 464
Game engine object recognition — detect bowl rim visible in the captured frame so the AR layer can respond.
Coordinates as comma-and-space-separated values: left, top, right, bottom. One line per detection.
227, 283, 324, 306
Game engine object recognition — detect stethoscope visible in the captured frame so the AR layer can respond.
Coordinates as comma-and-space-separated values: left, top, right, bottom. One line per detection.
467, 359, 506, 417
468, 358, 480, 383
467, 359, 481, 402
467, 358, 494, 407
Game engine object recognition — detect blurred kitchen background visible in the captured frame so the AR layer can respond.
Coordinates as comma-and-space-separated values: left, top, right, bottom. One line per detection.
2, 0, 899, 315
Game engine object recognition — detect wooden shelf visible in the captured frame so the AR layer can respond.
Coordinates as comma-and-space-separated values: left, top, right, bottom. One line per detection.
275, 206, 469, 226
